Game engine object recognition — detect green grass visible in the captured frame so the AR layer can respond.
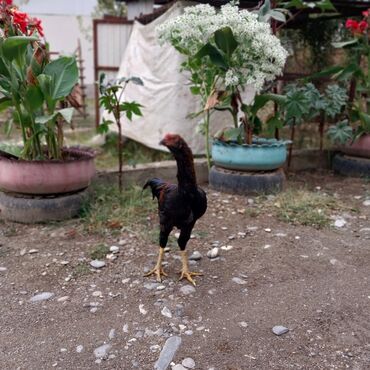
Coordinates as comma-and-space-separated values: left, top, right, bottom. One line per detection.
273, 189, 343, 229
72, 262, 91, 278
90, 244, 110, 260
81, 184, 157, 235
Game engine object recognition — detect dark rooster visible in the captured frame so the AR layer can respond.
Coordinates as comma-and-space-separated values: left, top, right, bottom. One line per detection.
143, 134, 207, 285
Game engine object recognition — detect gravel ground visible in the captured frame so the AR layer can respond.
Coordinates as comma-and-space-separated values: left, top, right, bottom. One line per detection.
0, 171, 370, 370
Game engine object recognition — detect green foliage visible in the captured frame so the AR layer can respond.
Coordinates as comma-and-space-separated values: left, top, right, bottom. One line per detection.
93, 0, 127, 18
0, 36, 78, 160
98, 73, 144, 191
90, 244, 110, 260
275, 188, 341, 229
327, 120, 353, 145
82, 184, 157, 236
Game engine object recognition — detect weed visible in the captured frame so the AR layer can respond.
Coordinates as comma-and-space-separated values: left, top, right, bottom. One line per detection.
90, 244, 110, 260
72, 262, 91, 278
273, 189, 342, 228
82, 184, 157, 235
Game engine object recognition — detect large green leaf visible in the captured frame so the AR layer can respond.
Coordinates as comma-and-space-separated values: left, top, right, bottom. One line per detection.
316, 0, 336, 11
35, 107, 75, 125
24, 85, 44, 110
195, 43, 228, 70
37, 74, 54, 110
2, 36, 38, 61
327, 120, 353, 144
43, 56, 78, 100
0, 96, 12, 111
214, 27, 238, 59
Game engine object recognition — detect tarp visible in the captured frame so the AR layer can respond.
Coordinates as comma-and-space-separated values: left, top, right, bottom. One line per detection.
103, 1, 228, 154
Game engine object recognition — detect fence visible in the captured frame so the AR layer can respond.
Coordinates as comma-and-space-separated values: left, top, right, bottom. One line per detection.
93, 17, 134, 127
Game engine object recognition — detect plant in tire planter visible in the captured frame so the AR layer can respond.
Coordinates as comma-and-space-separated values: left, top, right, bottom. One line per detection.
156, 2, 288, 168
319, 10, 370, 159
0, 1, 95, 221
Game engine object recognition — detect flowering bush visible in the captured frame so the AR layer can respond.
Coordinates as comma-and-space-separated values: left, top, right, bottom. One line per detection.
0, 0, 78, 160
156, 3, 287, 163
328, 9, 370, 142
157, 3, 287, 93
0, 0, 43, 37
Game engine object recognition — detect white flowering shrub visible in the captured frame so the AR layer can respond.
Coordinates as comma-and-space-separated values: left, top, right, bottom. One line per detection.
156, 3, 288, 93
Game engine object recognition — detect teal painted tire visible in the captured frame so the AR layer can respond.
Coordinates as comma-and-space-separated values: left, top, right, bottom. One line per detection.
212, 138, 291, 171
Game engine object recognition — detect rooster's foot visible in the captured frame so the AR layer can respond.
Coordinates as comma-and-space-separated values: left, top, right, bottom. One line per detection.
179, 270, 203, 286
144, 267, 168, 282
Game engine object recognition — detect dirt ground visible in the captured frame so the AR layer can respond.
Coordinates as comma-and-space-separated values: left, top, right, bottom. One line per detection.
0, 170, 370, 370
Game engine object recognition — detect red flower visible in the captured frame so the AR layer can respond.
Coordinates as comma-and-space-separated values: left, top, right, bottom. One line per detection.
1, 0, 13, 5
345, 18, 367, 35
345, 19, 358, 30
358, 20, 368, 33
363, 10, 369, 18
12, 9, 29, 34
29, 17, 44, 37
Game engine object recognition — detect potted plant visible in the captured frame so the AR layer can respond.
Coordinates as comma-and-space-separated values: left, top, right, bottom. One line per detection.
321, 11, 370, 152
0, 1, 95, 222
157, 2, 291, 193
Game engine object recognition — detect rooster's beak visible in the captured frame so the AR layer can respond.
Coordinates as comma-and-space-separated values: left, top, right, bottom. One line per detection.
159, 139, 165, 146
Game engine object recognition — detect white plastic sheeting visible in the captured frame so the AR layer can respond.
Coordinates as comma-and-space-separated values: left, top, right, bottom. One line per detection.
103, 1, 228, 154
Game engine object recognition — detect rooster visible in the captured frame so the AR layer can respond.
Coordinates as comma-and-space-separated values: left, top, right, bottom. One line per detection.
143, 134, 207, 285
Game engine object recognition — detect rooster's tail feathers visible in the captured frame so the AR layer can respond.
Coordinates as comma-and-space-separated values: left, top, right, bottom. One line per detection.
143, 178, 167, 200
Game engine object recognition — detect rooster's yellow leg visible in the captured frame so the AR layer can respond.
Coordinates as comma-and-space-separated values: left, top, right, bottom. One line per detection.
179, 250, 203, 286
144, 247, 167, 282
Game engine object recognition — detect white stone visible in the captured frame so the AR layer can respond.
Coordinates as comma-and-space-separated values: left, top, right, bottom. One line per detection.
110, 246, 119, 253
154, 336, 182, 370
221, 245, 233, 251
232, 277, 247, 285
207, 247, 219, 259
90, 260, 105, 269
264, 228, 272, 232
93, 344, 111, 359
92, 291, 103, 297
76, 345, 83, 353
334, 218, 347, 228
30, 292, 54, 302
161, 307, 172, 318
179, 285, 196, 295
182, 357, 195, 368
28, 249, 39, 254
0, 267, 7, 272
109, 329, 116, 339
57, 296, 69, 302
189, 251, 202, 261
139, 304, 147, 315
363, 199, 370, 206
272, 325, 289, 336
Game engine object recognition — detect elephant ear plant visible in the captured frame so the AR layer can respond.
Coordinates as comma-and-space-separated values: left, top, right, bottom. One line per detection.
0, 1, 78, 160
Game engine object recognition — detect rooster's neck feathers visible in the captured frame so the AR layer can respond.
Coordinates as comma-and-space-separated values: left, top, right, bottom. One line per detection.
172, 140, 197, 192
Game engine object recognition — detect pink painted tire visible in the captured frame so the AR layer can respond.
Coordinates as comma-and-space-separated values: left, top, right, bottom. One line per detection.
0, 148, 95, 195
340, 134, 370, 159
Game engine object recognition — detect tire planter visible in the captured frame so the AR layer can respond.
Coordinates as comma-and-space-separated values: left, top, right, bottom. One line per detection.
0, 147, 95, 195
212, 138, 291, 171
209, 166, 286, 195
0, 189, 89, 223
339, 134, 370, 159
332, 153, 370, 178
